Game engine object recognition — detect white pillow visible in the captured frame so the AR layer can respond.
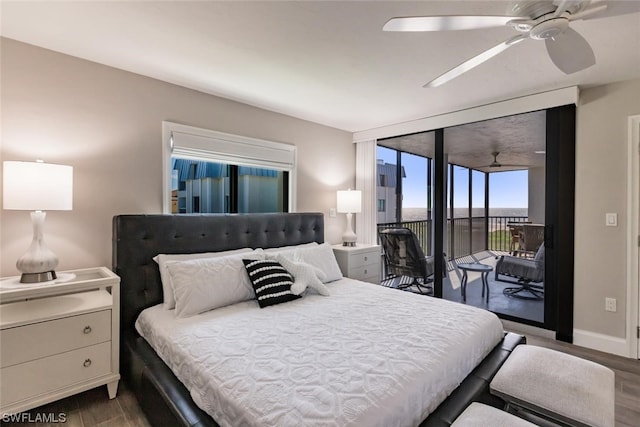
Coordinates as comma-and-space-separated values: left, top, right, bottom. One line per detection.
153, 248, 253, 309
296, 243, 343, 283
165, 251, 263, 318
276, 254, 330, 296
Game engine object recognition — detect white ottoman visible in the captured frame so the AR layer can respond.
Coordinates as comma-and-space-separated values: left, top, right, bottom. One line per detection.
490, 345, 615, 427
451, 402, 537, 427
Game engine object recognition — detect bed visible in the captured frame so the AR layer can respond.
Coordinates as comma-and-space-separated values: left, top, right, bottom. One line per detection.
113, 212, 525, 427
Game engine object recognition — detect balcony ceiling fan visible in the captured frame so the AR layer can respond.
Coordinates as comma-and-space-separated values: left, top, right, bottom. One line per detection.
383, 0, 608, 87
480, 152, 529, 169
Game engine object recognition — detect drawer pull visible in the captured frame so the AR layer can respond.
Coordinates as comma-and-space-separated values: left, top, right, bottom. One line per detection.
364, 269, 368, 275
83, 326, 92, 334
364, 256, 368, 261
83, 358, 92, 368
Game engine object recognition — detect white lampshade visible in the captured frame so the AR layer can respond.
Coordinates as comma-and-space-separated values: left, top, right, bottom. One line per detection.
336, 189, 361, 214
3, 161, 74, 283
3, 161, 73, 211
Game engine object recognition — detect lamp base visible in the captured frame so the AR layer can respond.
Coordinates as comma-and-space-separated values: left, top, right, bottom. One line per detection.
16, 211, 60, 284
341, 212, 358, 247
20, 270, 57, 284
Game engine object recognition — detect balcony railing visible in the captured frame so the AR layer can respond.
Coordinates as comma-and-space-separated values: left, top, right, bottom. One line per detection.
377, 216, 528, 260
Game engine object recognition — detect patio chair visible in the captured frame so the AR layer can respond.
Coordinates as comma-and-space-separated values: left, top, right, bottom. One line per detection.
495, 244, 545, 300
378, 228, 438, 294
507, 221, 531, 255
516, 224, 545, 258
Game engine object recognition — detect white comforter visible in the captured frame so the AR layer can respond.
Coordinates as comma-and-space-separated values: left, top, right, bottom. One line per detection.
136, 278, 503, 427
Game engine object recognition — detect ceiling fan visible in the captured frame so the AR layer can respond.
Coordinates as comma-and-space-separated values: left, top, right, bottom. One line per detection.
480, 152, 529, 169
383, 0, 608, 87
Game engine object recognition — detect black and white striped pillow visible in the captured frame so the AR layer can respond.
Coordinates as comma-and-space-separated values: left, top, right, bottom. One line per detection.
242, 259, 300, 308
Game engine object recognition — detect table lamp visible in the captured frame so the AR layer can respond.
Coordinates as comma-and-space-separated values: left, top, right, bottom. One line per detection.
336, 189, 361, 247
3, 160, 73, 283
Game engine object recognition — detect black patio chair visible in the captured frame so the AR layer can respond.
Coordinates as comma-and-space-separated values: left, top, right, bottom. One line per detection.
378, 228, 441, 295
495, 244, 545, 300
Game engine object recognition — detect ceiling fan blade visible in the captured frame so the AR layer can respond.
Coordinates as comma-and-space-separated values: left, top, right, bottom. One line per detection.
383, 16, 518, 32
424, 35, 526, 88
553, 0, 582, 17
545, 27, 595, 74
568, 3, 607, 21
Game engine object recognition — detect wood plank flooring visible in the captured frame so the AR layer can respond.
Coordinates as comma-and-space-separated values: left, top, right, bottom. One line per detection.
2, 381, 150, 427
4, 334, 639, 426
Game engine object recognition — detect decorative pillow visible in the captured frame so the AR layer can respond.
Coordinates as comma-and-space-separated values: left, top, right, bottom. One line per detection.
153, 248, 253, 309
266, 251, 327, 282
165, 252, 261, 318
295, 243, 343, 283
276, 254, 330, 296
242, 259, 300, 308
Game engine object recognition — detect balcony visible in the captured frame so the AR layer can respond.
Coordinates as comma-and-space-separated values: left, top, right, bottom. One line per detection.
377, 215, 543, 324
377, 215, 529, 259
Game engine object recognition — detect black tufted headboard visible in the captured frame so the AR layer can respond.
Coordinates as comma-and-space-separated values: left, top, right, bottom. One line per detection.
112, 213, 324, 336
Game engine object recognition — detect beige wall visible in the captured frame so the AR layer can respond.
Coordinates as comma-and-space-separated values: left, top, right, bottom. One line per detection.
575, 78, 640, 338
0, 38, 354, 276
3, 37, 639, 345
527, 166, 545, 224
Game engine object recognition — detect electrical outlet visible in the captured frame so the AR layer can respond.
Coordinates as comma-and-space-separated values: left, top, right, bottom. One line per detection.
605, 297, 617, 312
329, 208, 336, 218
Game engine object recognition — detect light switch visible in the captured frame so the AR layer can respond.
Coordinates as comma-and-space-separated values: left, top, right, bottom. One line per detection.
605, 213, 617, 227
329, 208, 336, 218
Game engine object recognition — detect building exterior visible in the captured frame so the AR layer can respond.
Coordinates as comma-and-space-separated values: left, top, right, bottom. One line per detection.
376, 159, 405, 224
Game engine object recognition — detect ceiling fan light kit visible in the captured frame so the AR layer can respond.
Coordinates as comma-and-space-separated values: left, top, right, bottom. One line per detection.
384, 0, 608, 87
529, 17, 569, 40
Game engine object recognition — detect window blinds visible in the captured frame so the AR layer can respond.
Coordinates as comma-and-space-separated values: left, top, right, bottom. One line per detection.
170, 127, 295, 171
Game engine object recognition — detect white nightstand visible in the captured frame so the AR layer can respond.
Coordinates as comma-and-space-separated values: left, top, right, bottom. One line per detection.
332, 244, 381, 284
0, 267, 120, 415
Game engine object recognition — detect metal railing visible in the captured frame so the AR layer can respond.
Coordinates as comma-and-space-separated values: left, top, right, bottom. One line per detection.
377, 216, 528, 260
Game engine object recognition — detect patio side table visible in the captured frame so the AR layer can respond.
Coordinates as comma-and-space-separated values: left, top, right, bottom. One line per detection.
458, 263, 493, 303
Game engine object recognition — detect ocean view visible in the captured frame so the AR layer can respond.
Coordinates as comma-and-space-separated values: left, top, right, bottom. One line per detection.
402, 207, 528, 221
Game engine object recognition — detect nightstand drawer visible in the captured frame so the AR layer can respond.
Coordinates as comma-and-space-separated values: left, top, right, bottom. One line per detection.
0, 341, 111, 407
348, 250, 380, 269
1, 310, 111, 368
349, 264, 379, 281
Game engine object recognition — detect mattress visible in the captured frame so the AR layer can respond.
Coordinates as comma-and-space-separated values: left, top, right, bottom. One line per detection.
136, 278, 503, 427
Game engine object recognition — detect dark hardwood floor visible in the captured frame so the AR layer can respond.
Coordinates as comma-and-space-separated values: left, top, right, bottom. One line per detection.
5, 334, 639, 426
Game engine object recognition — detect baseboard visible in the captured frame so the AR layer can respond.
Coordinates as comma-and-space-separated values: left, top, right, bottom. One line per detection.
573, 329, 630, 357
501, 319, 555, 340
501, 321, 634, 358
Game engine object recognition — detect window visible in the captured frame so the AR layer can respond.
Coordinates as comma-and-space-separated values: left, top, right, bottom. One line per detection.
171, 159, 289, 213
377, 199, 385, 212
379, 174, 386, 187
163, 122, 296, 214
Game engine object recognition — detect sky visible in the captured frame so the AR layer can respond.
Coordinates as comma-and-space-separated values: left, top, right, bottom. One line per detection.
377, 146, 528, 209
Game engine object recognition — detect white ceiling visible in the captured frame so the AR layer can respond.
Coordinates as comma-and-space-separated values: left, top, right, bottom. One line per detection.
1, 1, 639, 135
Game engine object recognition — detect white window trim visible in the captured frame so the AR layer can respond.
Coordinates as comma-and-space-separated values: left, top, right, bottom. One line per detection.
162, 121, 297, 214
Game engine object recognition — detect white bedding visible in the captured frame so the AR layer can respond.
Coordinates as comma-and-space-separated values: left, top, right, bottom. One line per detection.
136, 278, 504, 427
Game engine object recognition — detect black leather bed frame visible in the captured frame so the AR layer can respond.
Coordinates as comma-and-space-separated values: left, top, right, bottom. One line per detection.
112, 213, 525, 427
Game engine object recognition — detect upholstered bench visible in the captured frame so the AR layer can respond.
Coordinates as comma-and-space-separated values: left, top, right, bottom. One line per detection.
451, 402, 537, 426
490, 345, 615, 427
